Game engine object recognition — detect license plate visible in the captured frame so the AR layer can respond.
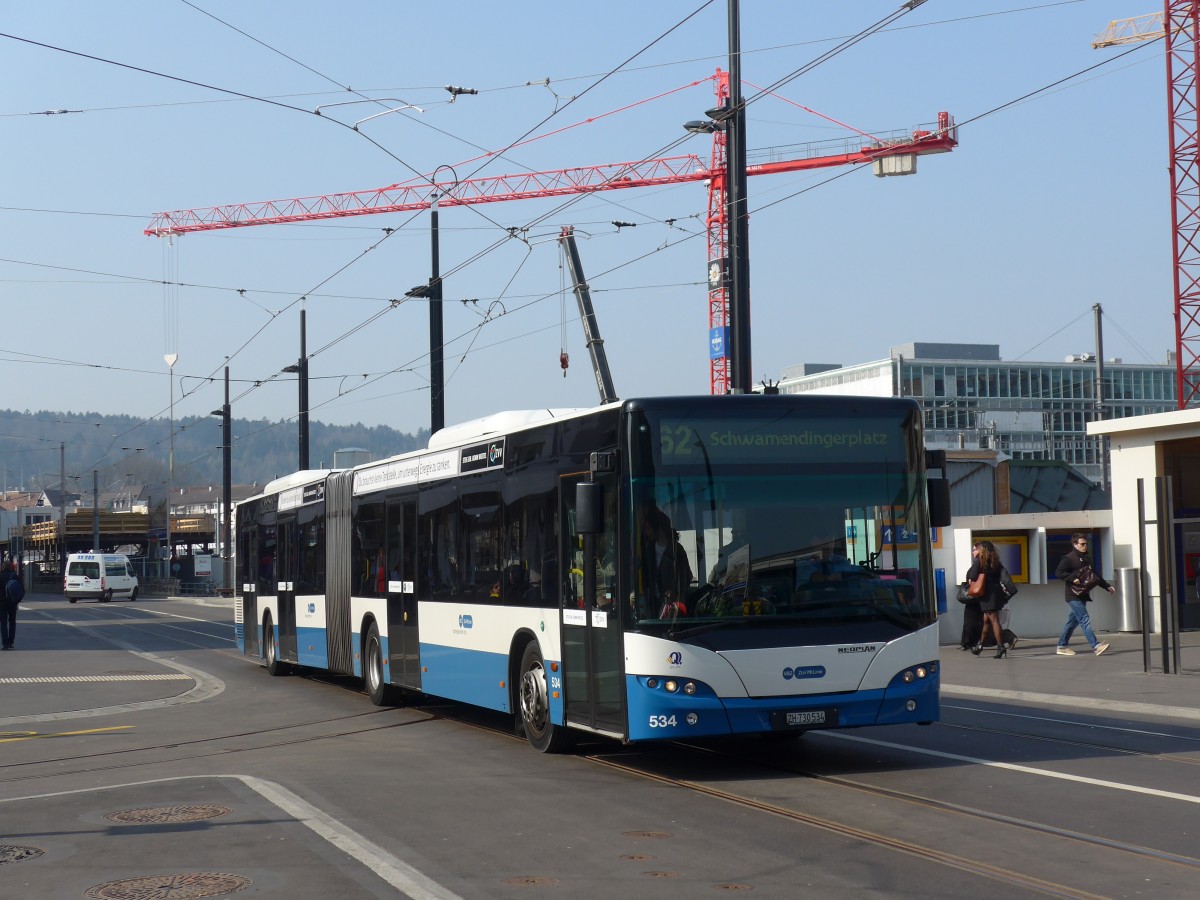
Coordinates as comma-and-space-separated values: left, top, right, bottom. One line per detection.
770, 707, 837, 730
787, 711, 825, 726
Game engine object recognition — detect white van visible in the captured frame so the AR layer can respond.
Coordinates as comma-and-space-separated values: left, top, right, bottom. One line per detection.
64, 553, 139, 603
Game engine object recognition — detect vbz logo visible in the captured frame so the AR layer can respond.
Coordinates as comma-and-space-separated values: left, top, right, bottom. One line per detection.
458, 615, 474, 629
666, 651, 683, 667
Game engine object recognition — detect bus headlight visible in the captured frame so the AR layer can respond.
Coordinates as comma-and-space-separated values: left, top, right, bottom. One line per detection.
646, 678, 659, 689
903, 670, 915, 683
664, 680, 678, 693
682, 682, 697, 695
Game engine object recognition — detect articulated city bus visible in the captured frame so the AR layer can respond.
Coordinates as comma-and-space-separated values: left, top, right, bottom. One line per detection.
234, 394, 950, 751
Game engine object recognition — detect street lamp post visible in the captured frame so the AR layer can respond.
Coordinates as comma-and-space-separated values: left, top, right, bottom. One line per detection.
725, 0, 751, 393
282, 308, 310, 470
165, 353, 177, 578
684, 0, 751, 393
210, 365, 233, 593
405, 192, 445, 435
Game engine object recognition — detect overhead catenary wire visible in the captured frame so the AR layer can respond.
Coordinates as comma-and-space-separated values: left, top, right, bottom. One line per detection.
2, 0, 1161, 441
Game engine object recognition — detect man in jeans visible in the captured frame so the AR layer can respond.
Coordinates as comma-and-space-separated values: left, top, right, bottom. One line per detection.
1054, 533, 1115, 656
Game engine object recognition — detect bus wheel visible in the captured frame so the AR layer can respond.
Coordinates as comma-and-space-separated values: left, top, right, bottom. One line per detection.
264, 613, 288, 676
518, 643, 572, 753
365, 623, 399, 706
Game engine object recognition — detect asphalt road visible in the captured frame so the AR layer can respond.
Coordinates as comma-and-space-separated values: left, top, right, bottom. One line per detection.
2, 593, 1198, 899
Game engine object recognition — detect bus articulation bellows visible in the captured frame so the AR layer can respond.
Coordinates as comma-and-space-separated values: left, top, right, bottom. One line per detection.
235, 394, 951, 752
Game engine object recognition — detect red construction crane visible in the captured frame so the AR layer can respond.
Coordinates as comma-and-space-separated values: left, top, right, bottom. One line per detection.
1094, 2, 1200, 408
146, 70, 958, 395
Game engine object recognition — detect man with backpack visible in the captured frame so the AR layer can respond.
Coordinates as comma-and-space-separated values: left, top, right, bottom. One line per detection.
1, 561, 23, 650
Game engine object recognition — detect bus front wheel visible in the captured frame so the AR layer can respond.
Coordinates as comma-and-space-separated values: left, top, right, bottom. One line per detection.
518, 642, 572, 753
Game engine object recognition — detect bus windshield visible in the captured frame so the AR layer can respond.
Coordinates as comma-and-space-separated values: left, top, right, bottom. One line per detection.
625, 405, 935, 641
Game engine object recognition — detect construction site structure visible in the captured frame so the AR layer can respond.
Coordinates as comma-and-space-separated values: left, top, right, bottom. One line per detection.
1094, 2, 1200, 408
147, 71, 957, 396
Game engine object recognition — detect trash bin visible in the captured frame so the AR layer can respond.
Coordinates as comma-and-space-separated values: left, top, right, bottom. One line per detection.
1115, 567, 1141, 632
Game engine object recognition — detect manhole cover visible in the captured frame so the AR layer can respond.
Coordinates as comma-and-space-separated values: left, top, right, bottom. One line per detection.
84, 873, 251, 899
0, 844, 45, 865
104, 805, 232, 826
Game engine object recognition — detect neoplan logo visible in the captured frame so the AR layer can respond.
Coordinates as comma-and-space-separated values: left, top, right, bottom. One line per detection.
837, 644, 877, 654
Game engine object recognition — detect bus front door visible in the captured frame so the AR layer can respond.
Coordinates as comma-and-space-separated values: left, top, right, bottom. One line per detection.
561, 473, 624, 738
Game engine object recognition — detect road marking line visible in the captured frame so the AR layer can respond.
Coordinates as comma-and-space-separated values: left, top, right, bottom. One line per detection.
0, 774, 463, 900
0, 725, 135, 743
826, 731, 1200, 805
0, 621, 224, 726
942, 683, 1200, 722
0, 674, 191, 684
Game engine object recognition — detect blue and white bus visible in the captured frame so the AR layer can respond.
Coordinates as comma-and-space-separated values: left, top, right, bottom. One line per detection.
234, 394, 950, 751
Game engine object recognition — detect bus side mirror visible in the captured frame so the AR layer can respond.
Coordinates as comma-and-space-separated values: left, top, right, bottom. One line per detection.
576, 482, 603, 535
927, 479, 951, 528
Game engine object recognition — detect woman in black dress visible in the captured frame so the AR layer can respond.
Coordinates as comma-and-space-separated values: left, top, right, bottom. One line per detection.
967, 540, 1007, 658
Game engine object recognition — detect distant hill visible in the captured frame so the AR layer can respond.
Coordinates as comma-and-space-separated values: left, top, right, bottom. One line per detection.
0, 409, 427, 493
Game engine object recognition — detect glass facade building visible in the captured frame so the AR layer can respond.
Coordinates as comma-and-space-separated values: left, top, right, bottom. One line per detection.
777, 343, 1177, 487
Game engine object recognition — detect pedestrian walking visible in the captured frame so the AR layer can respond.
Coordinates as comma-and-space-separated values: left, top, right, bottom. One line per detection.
1054, 533, 1115, 656
0, 561, 20, 650
967, 540, 1008, 659
957, 543, 984, 650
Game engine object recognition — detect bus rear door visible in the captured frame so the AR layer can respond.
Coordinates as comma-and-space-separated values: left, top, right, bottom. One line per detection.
276, 514, 298, 663
387, 497, 421, 690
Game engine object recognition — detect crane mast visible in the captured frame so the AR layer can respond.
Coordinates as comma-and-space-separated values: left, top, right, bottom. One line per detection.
1094, 2, 1200, 408
558, 226, 618, 405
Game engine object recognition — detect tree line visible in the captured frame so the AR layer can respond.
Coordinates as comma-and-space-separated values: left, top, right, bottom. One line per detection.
0, 409, 427, 495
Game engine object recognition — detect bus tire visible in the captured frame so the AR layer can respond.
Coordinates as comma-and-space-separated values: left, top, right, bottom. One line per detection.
264, 613, 289, 676
518, 642, 572, 753
364, 622, 399, 706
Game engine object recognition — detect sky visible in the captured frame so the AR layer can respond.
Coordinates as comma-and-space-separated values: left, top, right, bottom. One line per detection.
0, 1, 1173, 453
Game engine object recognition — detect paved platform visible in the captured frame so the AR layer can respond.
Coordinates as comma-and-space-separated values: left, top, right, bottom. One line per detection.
937, 630, 1200, 722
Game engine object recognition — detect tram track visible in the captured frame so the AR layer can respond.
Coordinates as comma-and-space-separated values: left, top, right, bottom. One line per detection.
584, 750, 1110, 900
12, 607, 1196, 895
3, 667, 1194, 897
661, 737, 1200, 872
0, 707, 438, 785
